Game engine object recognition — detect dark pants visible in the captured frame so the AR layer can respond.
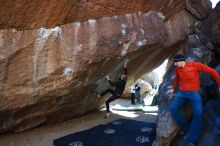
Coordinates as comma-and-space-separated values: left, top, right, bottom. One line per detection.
135, 91, 141, 104
131, 93, 135, 105
170, 91, 202, 144
100, 88, 120, 113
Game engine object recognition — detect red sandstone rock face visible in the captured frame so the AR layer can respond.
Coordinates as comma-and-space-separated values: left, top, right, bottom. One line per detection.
0, 10, 196, 133
0, 0, 204, 133
0, 0, 185, 29
0, 11, 166, 133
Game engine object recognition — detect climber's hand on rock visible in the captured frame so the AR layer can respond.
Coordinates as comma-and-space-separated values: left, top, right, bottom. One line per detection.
129, 32, 137, 44
106, 75, 110, 81
124, 62, 127, 68
96, 93, 101, 98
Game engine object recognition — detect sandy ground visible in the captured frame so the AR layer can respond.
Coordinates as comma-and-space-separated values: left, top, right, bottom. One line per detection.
0, 99, 158, 146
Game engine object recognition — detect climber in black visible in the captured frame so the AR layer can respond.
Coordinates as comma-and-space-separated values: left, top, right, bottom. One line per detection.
97, 62, 128, 118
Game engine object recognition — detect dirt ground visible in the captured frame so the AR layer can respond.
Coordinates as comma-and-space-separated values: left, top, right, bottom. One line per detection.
0, 99, 157, 146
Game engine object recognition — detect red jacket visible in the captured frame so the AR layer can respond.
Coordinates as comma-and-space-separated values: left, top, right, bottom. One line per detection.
173, 62, 220, 91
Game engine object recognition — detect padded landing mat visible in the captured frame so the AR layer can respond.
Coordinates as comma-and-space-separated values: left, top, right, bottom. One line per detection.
112, 104, 143, 111
142, 106, 158, 113
53, 119, 156, 146
112, 104, 158, 113
105, 119, 156, 136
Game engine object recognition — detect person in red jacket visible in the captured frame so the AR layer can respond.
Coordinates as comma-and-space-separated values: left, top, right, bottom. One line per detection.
170, 54, 220, 146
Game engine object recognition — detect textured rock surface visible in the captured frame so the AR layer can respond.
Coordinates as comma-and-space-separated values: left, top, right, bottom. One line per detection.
197, 99, 220, 146
155, 31, 220, 146
155, 3, 220, 145
0, 10, 196, 133
200, 2, 220, 47
0, 0, 185, 30
186, 0, 212, 19
0, 0, 200, 133
143, 71, 160, 87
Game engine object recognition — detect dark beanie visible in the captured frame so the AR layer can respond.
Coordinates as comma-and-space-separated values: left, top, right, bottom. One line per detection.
173, 54, 185, 62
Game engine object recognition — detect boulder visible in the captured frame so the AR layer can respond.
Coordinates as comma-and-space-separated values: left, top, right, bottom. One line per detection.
0, 0, 186, 29
199, 2, 220, 47
0, 0, 198, 133
155, 33, 219, 146
142, 71, 160, 87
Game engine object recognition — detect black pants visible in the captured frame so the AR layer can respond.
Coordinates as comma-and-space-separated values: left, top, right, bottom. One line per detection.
100, 88, 120, 113
131, 93, 135, 105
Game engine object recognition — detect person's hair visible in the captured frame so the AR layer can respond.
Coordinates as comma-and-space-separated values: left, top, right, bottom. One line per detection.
121, 74, 127, 80
173, 54, 185, 62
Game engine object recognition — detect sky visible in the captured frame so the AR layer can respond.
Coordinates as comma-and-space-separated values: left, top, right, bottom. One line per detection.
210, 0, 220, 8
